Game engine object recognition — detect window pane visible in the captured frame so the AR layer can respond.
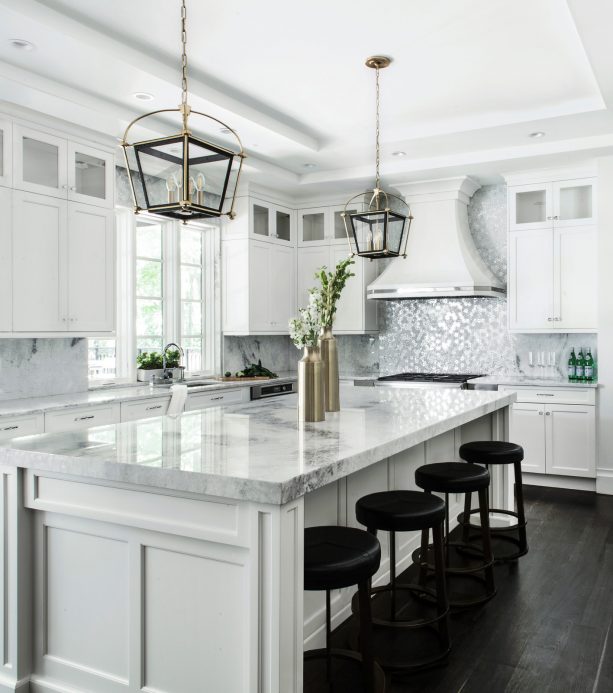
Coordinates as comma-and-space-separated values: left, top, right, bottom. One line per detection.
181, 265, 202, 300
182, 337, 202, 372
136, 222, 162, 259
137, 299, 163, 336
180, 228, 202, 265
136, 337, 163, 354
88, 339, 116, 379
136, 259, 162, 297
182, 302, 202, 336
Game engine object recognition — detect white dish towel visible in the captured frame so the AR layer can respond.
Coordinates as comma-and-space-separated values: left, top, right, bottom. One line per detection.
167, 384, 188, 418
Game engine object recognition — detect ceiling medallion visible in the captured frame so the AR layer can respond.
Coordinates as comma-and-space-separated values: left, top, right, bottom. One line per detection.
121, 0, 245, 221
342, 56, 412, 259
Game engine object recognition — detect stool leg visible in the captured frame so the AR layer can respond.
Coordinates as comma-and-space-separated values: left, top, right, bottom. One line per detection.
432, 520, 450, 653
358, 580, 376, 693
462, 491, 472, 543
418, 527, 429, 587
444, 493, 450, 568
514, 459, 528, 554
325, 589, 332, 684
477, 488, 495, 597
390, 530, 396, 622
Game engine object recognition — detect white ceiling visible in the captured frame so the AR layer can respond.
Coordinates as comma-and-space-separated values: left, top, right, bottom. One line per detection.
0, 0, 612, 196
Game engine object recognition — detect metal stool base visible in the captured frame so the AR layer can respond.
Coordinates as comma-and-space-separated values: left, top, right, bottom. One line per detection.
304, 649, 386, 693
458, 508, 529, 563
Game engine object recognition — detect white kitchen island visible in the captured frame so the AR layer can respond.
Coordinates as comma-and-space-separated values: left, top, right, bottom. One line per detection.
0, 385, 514, 693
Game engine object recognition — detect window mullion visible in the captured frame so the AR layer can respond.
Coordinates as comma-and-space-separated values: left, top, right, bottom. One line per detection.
163, 220, 180, 347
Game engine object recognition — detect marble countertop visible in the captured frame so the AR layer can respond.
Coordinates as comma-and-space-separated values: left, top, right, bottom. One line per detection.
467, 375, 599, 389
0, 374, 297, 419
0, 385, 515, 505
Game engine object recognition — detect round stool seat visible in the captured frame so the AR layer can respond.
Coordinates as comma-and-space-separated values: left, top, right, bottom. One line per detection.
459, 441, 524, 465
415, 462, 490, 494
304, 526, 381, 592
356, 490, 445, 532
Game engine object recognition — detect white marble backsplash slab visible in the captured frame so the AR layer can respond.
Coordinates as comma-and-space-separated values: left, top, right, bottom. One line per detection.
0, 339, 88, 401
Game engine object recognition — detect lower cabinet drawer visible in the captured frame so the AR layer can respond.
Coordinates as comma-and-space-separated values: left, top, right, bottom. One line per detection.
45, 403, 120, 433
185, 388, 246, 412
0, 413, 44, 441
120, 397, 171, 422
499, 385, 596, 406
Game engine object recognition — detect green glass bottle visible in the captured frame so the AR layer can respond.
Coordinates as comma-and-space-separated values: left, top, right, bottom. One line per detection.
585, 349, 595, 383
575, 348, 585, 383
568, 347, 577, 382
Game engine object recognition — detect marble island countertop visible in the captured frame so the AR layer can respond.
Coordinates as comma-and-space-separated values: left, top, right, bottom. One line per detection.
0, 385, 515, 505
0, 373, 297, 419
467, 375, 599, 389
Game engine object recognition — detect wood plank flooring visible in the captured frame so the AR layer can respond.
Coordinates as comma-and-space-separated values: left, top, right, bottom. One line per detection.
334, 486, 613, 693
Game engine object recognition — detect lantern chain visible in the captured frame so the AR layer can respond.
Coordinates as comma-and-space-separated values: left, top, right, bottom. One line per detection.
375, 65, 381, 191
181, 0, 188, 109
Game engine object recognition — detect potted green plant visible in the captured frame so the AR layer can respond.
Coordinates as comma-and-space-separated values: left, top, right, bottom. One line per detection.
310, 257, 355, 412
136, 349, 183, 382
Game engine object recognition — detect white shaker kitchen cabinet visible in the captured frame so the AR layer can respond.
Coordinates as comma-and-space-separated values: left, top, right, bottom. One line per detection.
13, 125, 68, 198
268, 244, 295, 330
0, 117, 12, 188
67, 141, 115, 209
0, 413, 44, 441
120, 396, 171, 422
509, 402, 547, 474
509, 183, 552, 231
546, 403, 596, 478
185, 388, 247, 412
249, 198, 295, 245
248, 240, 270, 332
330, 246, 378, 333
508, 229, 554, 330
66, 203, 115, 332
45, 403, 120, 433
0, 187, 11, 331
330, 205, 356, 246
554, 226, 597, 331
298, 207, 329, 246
552, 179, 596, 227
12, 191, 68, 331
297, 244, 330, 309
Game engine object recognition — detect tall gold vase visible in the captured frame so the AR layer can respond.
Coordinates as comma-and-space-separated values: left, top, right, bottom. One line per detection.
298, 345, 325, 422
319, 326, 340, 412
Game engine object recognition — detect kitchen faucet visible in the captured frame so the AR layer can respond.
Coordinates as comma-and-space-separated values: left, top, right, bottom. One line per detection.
162, 343, 185, 381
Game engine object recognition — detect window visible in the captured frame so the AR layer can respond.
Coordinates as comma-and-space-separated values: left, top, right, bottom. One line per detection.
88, 210, 219, 382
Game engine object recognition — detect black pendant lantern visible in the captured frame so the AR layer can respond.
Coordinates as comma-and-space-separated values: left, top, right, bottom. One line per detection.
342, 57, 412, 259
121, 1, 245, 221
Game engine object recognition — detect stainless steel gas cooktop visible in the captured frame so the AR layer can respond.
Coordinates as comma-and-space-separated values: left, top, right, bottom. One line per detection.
375, 372, 484, 389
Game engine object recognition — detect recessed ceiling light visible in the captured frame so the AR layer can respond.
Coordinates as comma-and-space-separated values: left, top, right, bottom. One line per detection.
133, 92, 154, 101
391, 151, 407, 157
303, 163, 317, 169
9, 39, 35, 51
529, 131, 545, 138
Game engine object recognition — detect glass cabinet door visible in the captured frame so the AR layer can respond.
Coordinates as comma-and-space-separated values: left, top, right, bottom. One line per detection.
251, 202, 271, 239
274, 208, 292, 242
330, 206, 356, 245
298, 208, 328, 246
13, 125, 67, 197
68, 142, 114, 208
0, 119, 11, 188
553, 179, 596, 226
510, 183, 553, 230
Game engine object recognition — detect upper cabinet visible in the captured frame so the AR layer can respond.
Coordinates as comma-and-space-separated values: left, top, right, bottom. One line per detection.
0, 118, 12, 188
509, 177, 596, 231
298, 205, 354, 247
13, 125, 114, 208
249, 198, 294, 245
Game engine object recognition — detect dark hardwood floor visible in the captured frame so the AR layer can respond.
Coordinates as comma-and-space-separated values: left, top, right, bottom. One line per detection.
334, 486, 613, 693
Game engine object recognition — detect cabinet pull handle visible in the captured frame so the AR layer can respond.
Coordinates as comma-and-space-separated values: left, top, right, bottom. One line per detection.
536, 393, 555, 397
146, 405, 162, 411
539, 411, 544, 415
1, 425, 19, 431
547, 317, 553, 321
211, 396, 223, 401
75, 415, 95, 421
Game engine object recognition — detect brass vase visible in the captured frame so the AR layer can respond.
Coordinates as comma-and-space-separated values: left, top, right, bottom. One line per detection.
319, 325, 340, 412
298, 345, 325, 422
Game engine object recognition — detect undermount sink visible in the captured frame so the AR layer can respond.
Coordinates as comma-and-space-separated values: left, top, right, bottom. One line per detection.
149, 379, 218, 389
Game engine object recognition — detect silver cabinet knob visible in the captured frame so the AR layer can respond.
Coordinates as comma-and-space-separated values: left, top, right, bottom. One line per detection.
546, 412, 551, 416
547, 317, 553, 321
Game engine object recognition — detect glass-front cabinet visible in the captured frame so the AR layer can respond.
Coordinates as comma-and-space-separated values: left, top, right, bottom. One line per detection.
298, 207, 328, 245
510, 178, 596, 230
249, 198, 294, 244
0, 118, 11, 188
13, 125, 114, 207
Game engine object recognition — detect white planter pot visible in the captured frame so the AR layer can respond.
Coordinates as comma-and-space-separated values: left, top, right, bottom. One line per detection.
136, 367, 184, 383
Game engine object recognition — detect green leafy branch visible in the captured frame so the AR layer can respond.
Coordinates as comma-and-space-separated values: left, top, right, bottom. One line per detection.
310, 257, 355, 328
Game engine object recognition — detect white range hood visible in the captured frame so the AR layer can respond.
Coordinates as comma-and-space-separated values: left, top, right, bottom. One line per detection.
367, 176, 505, 300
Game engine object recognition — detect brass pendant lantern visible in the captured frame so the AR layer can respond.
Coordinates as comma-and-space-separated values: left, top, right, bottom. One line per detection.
342, 56, 412, 259
121, 1, 245, 221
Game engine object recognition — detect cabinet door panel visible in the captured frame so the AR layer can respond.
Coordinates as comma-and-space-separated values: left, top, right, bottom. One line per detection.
546, 404, 595, 477
12, 191, 67, 331
297, 245, 330, 311
508, 229, 553, 330
298, 208, 328, 246
68, 142, 114, 208
249, 241, 270, 332
0, 118, 12, 188
553, 179, 596, 227
509, 183, 552, 231
268, 244, 294, 331
509, 403, 546, 474
554, 226, 597, 330
330, 247, 363, 332
67, 204, 115, 332
0, 187, 11, 330
13, 126, 67, 198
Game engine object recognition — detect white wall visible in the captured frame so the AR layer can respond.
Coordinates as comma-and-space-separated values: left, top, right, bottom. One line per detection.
597, 157, 613, 492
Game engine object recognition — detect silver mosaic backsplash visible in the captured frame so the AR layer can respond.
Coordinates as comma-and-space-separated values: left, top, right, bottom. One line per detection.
467, 184, 507, 285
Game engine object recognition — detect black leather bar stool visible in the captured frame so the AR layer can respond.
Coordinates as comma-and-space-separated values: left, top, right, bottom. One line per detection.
352, 490, 450, 672
413, 462, 496, 608
304, 526, 386, 693
457, 441, 528, 562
